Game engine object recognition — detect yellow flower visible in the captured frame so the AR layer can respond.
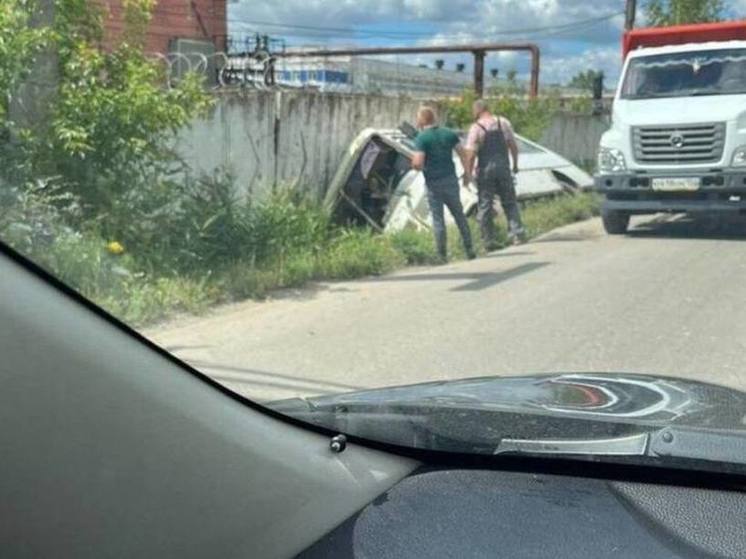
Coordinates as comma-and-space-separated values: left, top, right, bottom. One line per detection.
106, 241, 125, 255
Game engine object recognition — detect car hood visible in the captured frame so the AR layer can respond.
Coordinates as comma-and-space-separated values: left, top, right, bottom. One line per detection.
269, 373, 746, 455
614, 95, 746, 126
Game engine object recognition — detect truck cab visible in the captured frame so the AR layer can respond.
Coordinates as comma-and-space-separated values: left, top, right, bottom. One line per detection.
596, 22, 746, 234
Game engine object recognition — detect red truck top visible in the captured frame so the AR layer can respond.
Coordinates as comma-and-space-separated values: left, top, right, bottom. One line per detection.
623, 20, 746, 59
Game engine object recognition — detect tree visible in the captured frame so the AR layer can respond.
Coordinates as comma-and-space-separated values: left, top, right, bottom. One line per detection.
568, 70, 604, 91
443, 90, 560, 142
645, 0, 724, 26
7, 0, 212, 218
0, 0, 48, 125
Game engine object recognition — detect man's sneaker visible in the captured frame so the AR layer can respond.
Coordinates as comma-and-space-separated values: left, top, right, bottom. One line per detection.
466, 250, 477, 260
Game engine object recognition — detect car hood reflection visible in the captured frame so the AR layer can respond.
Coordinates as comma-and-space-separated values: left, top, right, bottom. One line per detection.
269, 373, 746, 453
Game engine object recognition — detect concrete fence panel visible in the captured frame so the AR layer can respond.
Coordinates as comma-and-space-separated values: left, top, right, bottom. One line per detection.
175, 91, 607, 200
175, 92, 276, 198
176, 91, 423, 200
540, 112, 610, 171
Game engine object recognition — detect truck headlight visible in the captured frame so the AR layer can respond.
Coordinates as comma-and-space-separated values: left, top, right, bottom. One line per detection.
598, 147, 627, 174
732, 146, 746, 167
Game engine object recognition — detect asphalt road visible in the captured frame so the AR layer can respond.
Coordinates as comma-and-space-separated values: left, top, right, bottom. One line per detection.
147, 213, 746, 402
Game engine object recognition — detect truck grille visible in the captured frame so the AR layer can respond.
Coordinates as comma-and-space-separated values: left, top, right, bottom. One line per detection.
632, 123, 725, 165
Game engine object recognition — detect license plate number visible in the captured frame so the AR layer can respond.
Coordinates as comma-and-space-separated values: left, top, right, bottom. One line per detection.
651, 177, 700, 191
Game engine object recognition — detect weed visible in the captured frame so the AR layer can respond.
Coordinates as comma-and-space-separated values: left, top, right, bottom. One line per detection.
389, 228, 439, 265
318, 229, 405, 279
1, 185, 600, 327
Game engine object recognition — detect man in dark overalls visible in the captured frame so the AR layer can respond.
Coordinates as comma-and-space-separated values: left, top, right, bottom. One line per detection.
464, 99, 526, 248
412, 106, 476, 262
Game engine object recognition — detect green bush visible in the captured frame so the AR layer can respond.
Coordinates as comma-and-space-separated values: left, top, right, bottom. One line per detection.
246, 190, 331, 263
3, 0, 212, 217
0, 0, 48, 124
45, 232, 134, 295
523, 193, 600, 238
1, 170, 600, 327
319, 229, 405, 279
442, 90, 560, 142
389, 228, 439, 265
221, 251, 322, 300
82, 166, 332, 279
218, 262, 275, 301
0, 181, 152, 313
277, 253, 319, 288
0, 180, 77, 252
142, 170, 257, 275
100, 275, 214, 325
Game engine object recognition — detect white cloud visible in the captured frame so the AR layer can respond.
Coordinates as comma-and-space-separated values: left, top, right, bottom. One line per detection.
542, 46, 621, 85
227, 0, 745, 90
229, 0, 623, 38
402, 0, 476, 20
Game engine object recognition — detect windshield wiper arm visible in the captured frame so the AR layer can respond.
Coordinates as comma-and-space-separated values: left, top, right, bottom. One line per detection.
649, 427, 746, 465
495, 433, 649, 456
495, 429, 746, 468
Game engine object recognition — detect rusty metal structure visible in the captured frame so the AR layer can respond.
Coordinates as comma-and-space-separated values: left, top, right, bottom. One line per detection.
275, 43, 541, 98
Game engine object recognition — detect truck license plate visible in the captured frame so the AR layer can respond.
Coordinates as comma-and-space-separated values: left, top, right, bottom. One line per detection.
651, 177, 700, 191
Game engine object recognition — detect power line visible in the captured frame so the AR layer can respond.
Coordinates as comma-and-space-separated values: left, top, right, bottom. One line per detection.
230, 19, 436, 38
228, 11, 624, 41
234, 11, 623, 39
100, 4, 622, 43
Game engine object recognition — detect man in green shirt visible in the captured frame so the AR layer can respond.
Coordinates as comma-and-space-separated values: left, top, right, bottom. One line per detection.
412, 106, 475, 262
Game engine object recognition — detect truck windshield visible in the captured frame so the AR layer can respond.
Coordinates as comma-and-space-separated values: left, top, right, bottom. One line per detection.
621, 48, 746, 99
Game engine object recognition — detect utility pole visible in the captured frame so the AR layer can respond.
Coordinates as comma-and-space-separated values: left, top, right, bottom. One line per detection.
473, 50, 485, 97
625, 0, 637, 30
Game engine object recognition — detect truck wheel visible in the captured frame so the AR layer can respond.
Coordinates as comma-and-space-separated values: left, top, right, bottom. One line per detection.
602, 210, 630, 235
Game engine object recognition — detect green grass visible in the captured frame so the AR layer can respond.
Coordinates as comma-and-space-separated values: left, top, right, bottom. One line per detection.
389, 228, 440, 265
523, 192, 600, 237
6, 191, 600, 327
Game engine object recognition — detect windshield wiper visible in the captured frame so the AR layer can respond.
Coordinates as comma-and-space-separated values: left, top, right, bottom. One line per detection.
649, 427, 746, 465
624, 93, 678, 100
495, 433, 649, 456
495, 428, 746, 468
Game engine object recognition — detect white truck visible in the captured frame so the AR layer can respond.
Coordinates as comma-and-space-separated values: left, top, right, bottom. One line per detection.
596, 22, 746, 234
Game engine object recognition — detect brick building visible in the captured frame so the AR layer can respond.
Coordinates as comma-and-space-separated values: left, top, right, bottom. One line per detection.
99, 0, 226, 54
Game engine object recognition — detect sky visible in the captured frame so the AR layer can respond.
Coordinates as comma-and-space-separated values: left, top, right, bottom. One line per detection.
228, 1, 746, 87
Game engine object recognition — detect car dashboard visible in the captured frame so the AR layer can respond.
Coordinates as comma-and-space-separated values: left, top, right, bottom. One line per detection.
299, 467, 746, 558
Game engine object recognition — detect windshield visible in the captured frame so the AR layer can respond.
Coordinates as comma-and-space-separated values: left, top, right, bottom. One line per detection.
4, 0, 746, 476
621, 48, 746, 99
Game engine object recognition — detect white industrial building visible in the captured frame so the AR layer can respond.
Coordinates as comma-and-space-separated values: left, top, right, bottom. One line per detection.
274, 55, 495, 97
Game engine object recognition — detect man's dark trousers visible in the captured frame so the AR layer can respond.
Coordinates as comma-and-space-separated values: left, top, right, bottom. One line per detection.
425, 175, 474, 260
476, 169, 525, 247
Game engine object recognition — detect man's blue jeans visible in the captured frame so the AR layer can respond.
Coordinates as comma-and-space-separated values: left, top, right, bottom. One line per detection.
425, 175, 474, 260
